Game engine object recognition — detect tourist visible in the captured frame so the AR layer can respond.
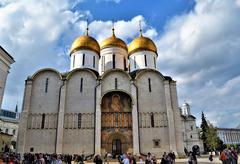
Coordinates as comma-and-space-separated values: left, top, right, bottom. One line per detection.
145, 152, 152, 164
219, 149, 227, 164
94, 154, 103, 164
139, 156, 144, 164
39, 153, 46, 164
56, 154, 62, 164
209, 152, 213, 162
122, 153, 130, 164
231, 147, 238, 164
192, 152, 197, 164
160, 152, 168, 164
187, 152, 193, 164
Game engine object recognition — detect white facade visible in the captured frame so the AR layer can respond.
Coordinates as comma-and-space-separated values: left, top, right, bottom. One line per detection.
100, 47, 128, 74
70, 50, 99, 72
17, 33, 185, 157
217, 128, 240, 145
180, 103, 204, 152
129, 51, 157, 73
0, 109, 19, 152
0, 46, 15, 108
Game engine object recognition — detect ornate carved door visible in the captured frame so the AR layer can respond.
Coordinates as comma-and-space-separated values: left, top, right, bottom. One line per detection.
112, 139, 122, 155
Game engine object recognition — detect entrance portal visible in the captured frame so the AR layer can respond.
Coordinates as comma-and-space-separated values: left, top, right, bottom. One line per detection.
101, 91, 133, 154
112, 139, 122, 155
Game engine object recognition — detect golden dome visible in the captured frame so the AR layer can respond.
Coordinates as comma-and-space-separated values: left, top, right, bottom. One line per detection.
128, 35, 157, 55
70, 35, 100, 55
100, 30, 127, 51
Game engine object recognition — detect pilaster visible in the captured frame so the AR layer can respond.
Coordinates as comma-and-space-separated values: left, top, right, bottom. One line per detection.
56, 80, 66, 154
164, 80, 177, 153
95, 81, 102, 155
170, 81, 184, 155
131, 82, 140, 155
17, 79, 33, 154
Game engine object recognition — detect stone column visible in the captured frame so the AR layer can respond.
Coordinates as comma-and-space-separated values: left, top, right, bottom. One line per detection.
17, 79, 33, 154
95, 82, 102, 155
164, 80, 177, 153
170, 81, 184, 155
56, 80, 66, 154
131, 82, 140, 155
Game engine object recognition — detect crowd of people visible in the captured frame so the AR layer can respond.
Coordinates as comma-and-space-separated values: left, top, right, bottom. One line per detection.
219, 147, 238, 164
0, 148, 238, 164
0, 153, 87, 164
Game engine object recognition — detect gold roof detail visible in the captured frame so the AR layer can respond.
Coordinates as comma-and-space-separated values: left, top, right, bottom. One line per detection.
100, 29, 127, 51
70, 35, 100, 55
128, 35, 157, 55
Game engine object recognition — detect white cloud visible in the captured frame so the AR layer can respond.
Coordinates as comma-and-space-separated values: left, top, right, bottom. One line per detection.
0, 0, 84, 109
1, 0, 240, 128
157, 0, 240, 127
0, 0, 153, 112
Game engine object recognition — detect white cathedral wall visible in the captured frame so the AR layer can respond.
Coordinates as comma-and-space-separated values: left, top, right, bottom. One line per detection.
63, 70, 96, 154
170, 82, 184, 154
25, 71, 62, 153
0, 57, 11, 108
101, 70, 131, 95
129, 51, 157, 72
65, 70, 96, 113
70, 50, 99, 72
30, 71, 62, 113
136, 71, 170, 155
99, 47, 128, 74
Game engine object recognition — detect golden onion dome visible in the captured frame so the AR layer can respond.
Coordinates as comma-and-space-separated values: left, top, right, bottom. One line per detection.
100, 29, 127, 51
70, 35, 100, 55
128, 35, 157, 55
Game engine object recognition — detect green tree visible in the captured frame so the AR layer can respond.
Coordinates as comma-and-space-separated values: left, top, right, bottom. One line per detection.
206, 124, 219, 151
200, 111, 209, 152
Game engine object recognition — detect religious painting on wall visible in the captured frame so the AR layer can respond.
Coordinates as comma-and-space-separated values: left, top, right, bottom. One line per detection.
101, 92, 131, 112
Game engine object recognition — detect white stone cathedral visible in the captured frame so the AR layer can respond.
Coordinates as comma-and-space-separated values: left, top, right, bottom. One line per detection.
17, 27, 185, 157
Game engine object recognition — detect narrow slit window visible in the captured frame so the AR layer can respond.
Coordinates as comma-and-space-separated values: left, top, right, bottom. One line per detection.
41, 113, 45, 129
93, 56, 95, 68
102, 56, 105, 72
78, 113, 81, 129
73, 55, 76, 68
124, 58, 126, 70
134, 56, 136, 68
45, 78, 49, 93
148, 78, 152, 92
82, 53, 85, 66
154, 57, 156, 68
113, 54, 115, 69
150, 113, 154, 127
144, 54, 147, 67
80, 78, 83, 92
115, 78, 118, 89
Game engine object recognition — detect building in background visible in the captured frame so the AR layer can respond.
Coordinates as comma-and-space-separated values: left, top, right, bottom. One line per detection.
217, 128, 240, 145
0, 46, 17, 153
180, 102, 204, 153
0, 46, 15, 109
0, 108, 19, 152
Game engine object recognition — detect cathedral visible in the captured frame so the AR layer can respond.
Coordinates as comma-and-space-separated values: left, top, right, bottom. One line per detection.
17, 27, 185, 157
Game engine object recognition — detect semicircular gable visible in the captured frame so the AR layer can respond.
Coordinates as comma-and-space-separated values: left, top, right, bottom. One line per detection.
101, 68, 132, 80
31, 68, 62, 80
134, 69, 165, 81
66, 68, 98, 80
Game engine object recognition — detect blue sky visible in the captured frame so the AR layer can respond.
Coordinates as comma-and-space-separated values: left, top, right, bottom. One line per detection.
0, 0, 240, 128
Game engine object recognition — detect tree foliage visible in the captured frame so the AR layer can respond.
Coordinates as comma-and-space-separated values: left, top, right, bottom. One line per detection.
200, 112, 224, 152
206, 124, 219, 151
200, 111, 209, 152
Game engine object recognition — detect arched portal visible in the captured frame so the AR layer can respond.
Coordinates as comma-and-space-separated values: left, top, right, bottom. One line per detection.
101, 91, 133, 156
